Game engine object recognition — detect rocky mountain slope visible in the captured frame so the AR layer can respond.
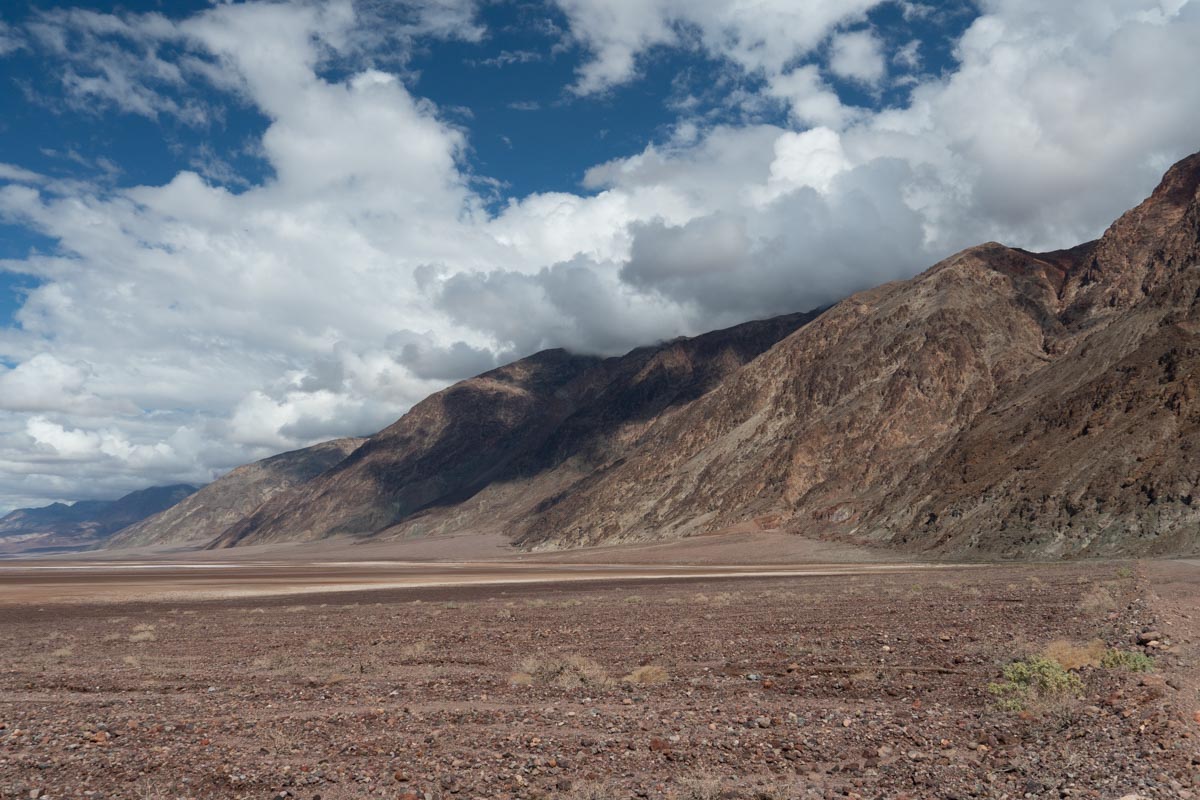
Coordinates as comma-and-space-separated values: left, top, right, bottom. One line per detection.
208, 312, 820, 548
0, 484, 198, 555
514, 152, 1200, 557
116, 150, 1200, 559
107, 437, 365, 548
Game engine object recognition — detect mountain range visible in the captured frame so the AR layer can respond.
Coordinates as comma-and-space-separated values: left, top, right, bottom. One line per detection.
21, 150, 1199, 559
0, 484, 198, 556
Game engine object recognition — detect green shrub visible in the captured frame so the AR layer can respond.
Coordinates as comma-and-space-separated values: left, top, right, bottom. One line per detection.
988, 657, 1083, 711
1100, 649, 1154, 672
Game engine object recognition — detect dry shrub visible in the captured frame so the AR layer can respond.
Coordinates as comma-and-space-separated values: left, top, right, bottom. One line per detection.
512, 654, 611, 689
1101, 649, 1154, 672
988, 657, 1083, 713
623, 595, 644, 604
1042, 638, 1106, 670
623, 665, 669, 685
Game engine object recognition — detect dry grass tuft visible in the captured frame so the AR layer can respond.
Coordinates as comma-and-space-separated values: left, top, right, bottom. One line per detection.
568, 781, 618, 800
673, 776, 723, 800
1077, 584, 1117, 614
512, 654, 611, 689
129, 624, 157, 643
399, 641, 429, 661
623, 664, 669, 685
1042, 638, 1106, 670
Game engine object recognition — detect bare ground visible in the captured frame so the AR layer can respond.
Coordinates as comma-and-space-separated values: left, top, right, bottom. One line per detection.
0, 560, 1198, 799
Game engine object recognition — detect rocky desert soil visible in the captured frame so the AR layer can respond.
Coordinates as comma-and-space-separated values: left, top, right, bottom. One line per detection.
1, 561, 1199, 799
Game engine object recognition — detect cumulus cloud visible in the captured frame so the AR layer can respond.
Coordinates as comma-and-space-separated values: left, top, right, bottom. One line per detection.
551, 0, 882, 94
0, 0, 1198, 510
828, 30, 887, 85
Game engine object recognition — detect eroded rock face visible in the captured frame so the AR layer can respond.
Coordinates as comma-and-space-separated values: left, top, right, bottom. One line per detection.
107, 438, 365, 548
872, 153, 1200, 557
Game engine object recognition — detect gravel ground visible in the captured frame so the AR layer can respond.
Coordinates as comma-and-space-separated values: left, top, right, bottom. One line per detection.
1, 562, 1197, 799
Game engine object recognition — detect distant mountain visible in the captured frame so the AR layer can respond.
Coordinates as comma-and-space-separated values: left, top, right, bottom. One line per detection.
107, 437, 366, 548
110, 150, 1200, 559
0, 484, 199, 556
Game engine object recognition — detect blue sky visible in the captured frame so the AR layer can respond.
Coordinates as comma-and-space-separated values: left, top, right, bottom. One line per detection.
0, 0, 1197, 509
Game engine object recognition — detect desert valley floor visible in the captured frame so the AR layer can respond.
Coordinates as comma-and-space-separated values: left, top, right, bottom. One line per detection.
2, 537, 1200, 799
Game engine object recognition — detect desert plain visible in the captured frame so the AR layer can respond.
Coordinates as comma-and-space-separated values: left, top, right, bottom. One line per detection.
1, 535, 1199, 800
0, 537, 1195, 800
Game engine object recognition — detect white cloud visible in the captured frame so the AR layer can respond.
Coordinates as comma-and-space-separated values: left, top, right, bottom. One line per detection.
0, 21, 23, 55
828, 29, 886, 85
0, 0, 1198, 511
552, 0, 883, 94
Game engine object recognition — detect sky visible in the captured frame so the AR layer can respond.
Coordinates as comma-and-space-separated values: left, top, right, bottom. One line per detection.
0, 0, 1197, 512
